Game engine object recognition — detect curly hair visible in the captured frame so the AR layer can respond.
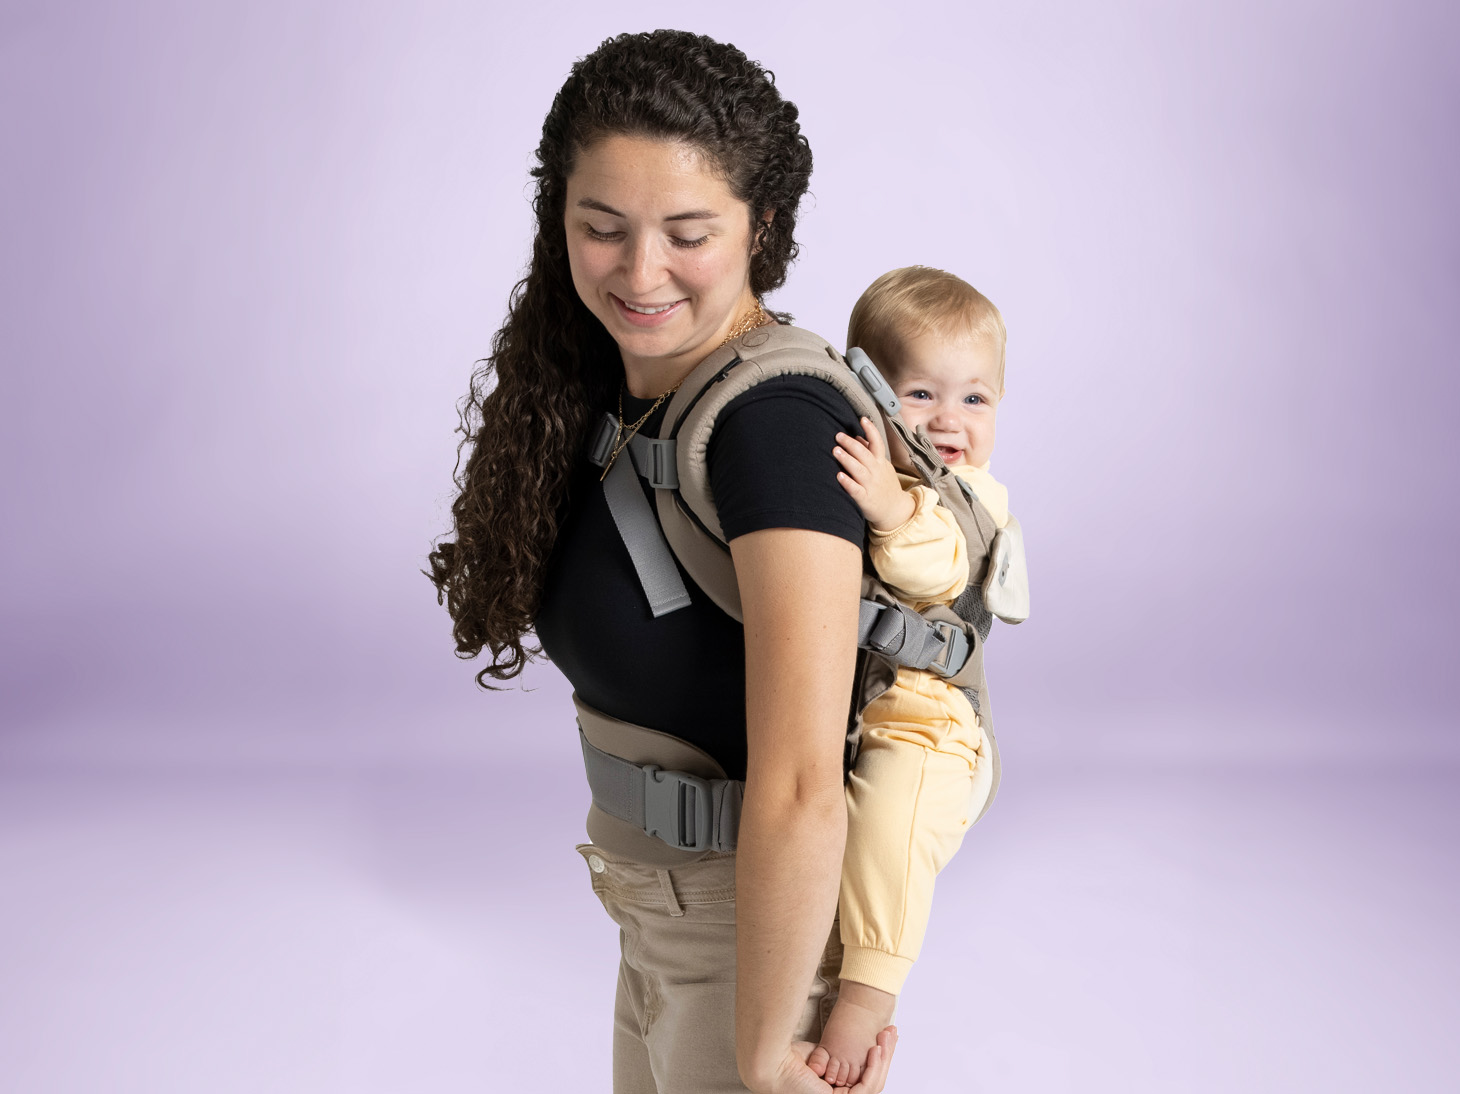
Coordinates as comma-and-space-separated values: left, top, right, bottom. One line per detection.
427, 30, 815, 686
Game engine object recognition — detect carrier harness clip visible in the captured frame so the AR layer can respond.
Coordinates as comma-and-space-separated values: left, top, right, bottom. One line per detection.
579, 729, 742, 853
857, 600, 972, 679
642, 765, 714, 852
926, 619, 970, 679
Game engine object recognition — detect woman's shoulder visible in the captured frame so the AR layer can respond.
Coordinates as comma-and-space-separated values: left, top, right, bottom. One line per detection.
709, 322, 866, 474
737, 322, 850, 379
706, 327, 867, 545
716, 370, 859, 420
717, 322, 862, 420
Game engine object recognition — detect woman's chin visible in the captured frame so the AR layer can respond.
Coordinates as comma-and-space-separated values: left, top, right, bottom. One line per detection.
611, 328, 683, 363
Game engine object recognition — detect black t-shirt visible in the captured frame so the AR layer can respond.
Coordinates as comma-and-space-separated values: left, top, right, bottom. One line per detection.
536, 373, 866, 779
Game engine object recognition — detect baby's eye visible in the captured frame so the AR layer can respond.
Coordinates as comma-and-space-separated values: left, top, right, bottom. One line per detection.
904, 389, 932, 401
964, 394, 984, 406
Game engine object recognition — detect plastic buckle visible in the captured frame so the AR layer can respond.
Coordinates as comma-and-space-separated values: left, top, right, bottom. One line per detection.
643, 766, 714, 852
628, 436, 680, 489
928, 620, 970, 678
846, 347, 902, 416
587, 412, 618, 467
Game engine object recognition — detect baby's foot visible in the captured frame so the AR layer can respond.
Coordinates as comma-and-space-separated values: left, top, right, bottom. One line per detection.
807, 980, 897, 1088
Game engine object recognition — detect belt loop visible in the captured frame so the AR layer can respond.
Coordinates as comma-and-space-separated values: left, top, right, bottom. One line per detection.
656, 868, 685, 917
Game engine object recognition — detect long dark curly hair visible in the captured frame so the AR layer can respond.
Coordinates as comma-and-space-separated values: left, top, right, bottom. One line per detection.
428, 30, 815, 686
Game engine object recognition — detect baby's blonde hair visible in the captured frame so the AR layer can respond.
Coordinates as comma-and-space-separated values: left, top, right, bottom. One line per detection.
847, 266, 1007, 395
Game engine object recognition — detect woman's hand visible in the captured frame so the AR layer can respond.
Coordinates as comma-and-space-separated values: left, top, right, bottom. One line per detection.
757, 1028, 898, 1093
833, 420, 916, 534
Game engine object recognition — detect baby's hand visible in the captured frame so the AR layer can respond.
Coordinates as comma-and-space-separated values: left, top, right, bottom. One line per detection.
834, 419, 916, 534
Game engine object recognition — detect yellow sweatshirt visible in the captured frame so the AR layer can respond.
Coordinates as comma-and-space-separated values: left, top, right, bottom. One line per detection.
867, 464, 1010, 607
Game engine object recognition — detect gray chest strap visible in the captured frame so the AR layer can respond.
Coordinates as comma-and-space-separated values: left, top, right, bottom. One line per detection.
590, 414, 691, 618
580, 729, 743, 852
856, 600, 970, 678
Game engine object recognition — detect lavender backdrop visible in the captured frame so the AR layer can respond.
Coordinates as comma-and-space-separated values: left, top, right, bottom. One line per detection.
2, 2, 1456, 1091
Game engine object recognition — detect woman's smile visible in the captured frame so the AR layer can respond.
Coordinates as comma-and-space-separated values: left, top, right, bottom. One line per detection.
613, 295, 687, 326
564, 134, 759, 393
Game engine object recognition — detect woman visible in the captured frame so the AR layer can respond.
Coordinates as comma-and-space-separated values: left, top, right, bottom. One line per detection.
429, 30, 898, 1093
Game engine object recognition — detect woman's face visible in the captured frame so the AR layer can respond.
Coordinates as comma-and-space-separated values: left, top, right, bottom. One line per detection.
564, 135, 760, 391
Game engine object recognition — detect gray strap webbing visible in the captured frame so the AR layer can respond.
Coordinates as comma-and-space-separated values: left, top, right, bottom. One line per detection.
857, 600, 971, 678
588, 413, 690, 617
601, 454, 693, 617
586, 413, 678, 489
580, 729, 743, 852
626, 432, 679, 489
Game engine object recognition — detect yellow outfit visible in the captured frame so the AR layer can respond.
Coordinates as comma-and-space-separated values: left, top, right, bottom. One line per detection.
838, 464, 1009, 995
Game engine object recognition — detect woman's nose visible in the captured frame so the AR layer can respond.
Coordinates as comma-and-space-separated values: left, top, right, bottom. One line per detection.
621, 233, 663, 293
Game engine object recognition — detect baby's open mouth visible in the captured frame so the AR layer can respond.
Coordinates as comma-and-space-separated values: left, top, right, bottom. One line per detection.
934, 445, 962, 462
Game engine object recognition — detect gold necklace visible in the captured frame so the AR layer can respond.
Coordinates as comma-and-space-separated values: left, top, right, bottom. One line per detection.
599, 300, 769, 481
599, 379, 684, 481
719, 298, 770, 347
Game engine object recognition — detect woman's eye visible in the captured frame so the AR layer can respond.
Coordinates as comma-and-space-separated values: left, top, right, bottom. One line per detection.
583, 226, 707, 248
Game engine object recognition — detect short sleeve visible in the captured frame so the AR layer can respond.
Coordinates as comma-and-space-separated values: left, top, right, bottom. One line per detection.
708, 374, 867, 545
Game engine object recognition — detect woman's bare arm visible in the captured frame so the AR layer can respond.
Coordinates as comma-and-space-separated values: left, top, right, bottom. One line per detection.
730, 526, 865, 1092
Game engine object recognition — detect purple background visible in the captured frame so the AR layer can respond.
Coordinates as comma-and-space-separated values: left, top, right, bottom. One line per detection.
2, 2, 1456, 1091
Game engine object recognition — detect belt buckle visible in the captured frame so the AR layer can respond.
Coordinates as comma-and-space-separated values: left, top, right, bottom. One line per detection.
928, 619, 970, 678
643, 766, 714, 852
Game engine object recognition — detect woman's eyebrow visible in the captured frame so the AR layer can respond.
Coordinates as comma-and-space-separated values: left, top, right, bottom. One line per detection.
576, 198, 624, 216
575, 197, 719, 221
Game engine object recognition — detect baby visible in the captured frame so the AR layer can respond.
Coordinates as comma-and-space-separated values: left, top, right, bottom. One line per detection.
810, 266, 1011, 1088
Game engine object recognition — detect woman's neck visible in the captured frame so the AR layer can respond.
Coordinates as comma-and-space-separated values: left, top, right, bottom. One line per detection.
622, 358, 702, 400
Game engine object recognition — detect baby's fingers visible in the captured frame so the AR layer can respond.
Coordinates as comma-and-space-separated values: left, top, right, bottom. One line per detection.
835, 468, 868, 503
834, 432, 878, 475
858, 418, 888, 460
848, 1027, 898, 1093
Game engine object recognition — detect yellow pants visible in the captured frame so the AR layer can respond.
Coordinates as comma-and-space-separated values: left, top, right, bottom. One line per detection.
838, 665, 994, 995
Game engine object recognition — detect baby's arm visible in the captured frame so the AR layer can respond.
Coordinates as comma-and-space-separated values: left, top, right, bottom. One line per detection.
833, 419, 970, 604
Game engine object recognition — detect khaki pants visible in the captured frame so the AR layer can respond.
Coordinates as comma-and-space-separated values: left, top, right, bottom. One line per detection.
577, 844, 843, 1094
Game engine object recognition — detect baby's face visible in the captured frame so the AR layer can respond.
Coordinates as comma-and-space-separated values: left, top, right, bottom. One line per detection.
885, 329, 1001, 468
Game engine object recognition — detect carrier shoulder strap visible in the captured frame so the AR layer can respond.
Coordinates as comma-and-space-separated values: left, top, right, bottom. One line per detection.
653, 324, 887, 621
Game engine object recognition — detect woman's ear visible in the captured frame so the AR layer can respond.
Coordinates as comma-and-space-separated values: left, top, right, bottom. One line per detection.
752, 210, 774, 254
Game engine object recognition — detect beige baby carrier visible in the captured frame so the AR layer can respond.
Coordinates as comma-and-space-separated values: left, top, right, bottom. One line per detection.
576, 324, 1030, 865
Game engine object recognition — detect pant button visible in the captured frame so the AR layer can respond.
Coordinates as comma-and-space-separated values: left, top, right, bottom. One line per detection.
588, 854, 607, 874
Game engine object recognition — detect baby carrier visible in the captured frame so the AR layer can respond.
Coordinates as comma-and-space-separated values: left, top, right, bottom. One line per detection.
576, 324, 1030, 865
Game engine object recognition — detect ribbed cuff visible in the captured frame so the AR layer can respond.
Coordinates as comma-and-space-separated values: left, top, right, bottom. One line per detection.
868, 485, 934, 543
839, 946, 914, 996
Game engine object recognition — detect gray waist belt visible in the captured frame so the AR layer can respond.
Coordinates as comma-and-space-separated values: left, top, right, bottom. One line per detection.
579, 730, 743, 853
